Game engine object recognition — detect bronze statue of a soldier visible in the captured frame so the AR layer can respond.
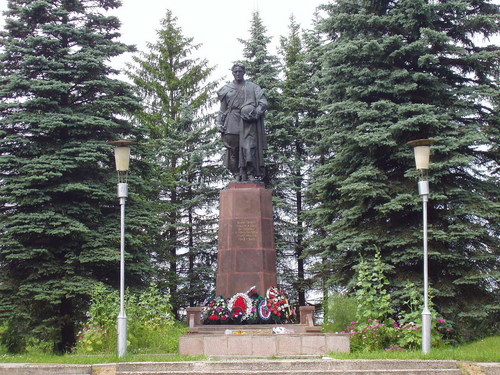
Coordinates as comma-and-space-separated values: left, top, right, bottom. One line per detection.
216, 64, 268, 181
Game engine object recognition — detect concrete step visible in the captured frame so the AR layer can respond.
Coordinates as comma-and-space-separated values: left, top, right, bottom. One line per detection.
0, 363, 91, 375
118, 372, 461, 375
115, 359, 462, 375
4, 359, 499, 375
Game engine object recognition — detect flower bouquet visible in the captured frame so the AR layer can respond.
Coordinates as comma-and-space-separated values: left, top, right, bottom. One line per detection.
200, 286, 296, 325
200, 296, 230, 324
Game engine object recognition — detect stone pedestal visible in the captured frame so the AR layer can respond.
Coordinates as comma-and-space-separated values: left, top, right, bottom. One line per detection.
179, 331, 350, 357
181, 306, 350, 356
216, 182, 277, 298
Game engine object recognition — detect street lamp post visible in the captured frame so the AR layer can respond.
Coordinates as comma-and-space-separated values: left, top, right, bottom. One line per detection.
407, 138, 435, 354
108, 140, 137, 358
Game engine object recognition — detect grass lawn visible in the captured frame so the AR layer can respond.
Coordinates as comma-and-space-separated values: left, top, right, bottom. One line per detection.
328, 336, 500, 362
0, 354, 206, 365
0, 353, 206, 364
0, 336, 498, 364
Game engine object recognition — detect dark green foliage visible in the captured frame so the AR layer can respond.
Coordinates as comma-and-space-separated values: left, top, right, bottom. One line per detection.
323, 292, 358, 333
0, 0, 153, 352
308, 0, 499, 340
238, 11, 281, 104
126, 10, 223, 315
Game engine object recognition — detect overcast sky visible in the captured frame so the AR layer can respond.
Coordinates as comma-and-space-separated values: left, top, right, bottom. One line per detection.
114, 0, 326, 81
0, 0, 326, 82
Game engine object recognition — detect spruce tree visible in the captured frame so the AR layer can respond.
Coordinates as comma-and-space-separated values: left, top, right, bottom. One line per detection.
126, 10, 222, 315
238, 11, 281, 104
0, 0, 153, 352
294, 11, 331, 311
272, 15, 323, 306
308, 0, 499, 339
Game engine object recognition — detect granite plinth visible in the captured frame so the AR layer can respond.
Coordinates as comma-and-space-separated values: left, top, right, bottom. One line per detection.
179, 332, 350, 356
182, 305, 347, 357
216, 183, 277, 298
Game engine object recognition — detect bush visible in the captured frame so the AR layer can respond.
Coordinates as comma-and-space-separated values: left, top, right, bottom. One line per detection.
354, 247, 394, 323
74, 282, 184, 354
75, 324, 115, 354
323, 293, 358, 333
343, 320, 398, 352
342, 316, 453, 352
0, 323, 8, 354
338, 250, 455, 352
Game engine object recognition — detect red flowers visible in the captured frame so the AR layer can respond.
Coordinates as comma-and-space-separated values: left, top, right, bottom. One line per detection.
201, 287, 296, 324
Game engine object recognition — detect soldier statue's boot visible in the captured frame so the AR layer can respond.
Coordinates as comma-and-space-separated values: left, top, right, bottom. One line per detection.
247, 163, 256, 181
240, 167, 248, 181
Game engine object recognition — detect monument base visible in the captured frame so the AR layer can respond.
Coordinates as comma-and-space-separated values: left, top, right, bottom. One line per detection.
181, 306, 350, 356
179, 331, 350, 357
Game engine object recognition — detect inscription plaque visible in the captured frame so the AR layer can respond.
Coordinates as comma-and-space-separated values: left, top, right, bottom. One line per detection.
235, 219, 258, 243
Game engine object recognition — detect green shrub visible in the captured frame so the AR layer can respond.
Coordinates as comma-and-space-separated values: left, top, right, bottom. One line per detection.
75, 324, 116, 354
343, 320, 397, 352
74, 282, 181, 354
340, 250, 454, 352
354, 247, 394, 322
25, 337, 55, 355
342, 316, 451, 352
323, 293, 357, 333
0, 323, 8, 354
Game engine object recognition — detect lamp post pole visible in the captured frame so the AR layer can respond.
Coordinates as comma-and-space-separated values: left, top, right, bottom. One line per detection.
407, 139, 435, 354
108, 140, 137, 358
419, 179, 431, 354
117, 181, 128, 358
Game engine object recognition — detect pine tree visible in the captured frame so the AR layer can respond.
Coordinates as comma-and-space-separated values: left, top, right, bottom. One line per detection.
0, 0, 154, 352
126, 10, 223, 315
308, 0, 499, 340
